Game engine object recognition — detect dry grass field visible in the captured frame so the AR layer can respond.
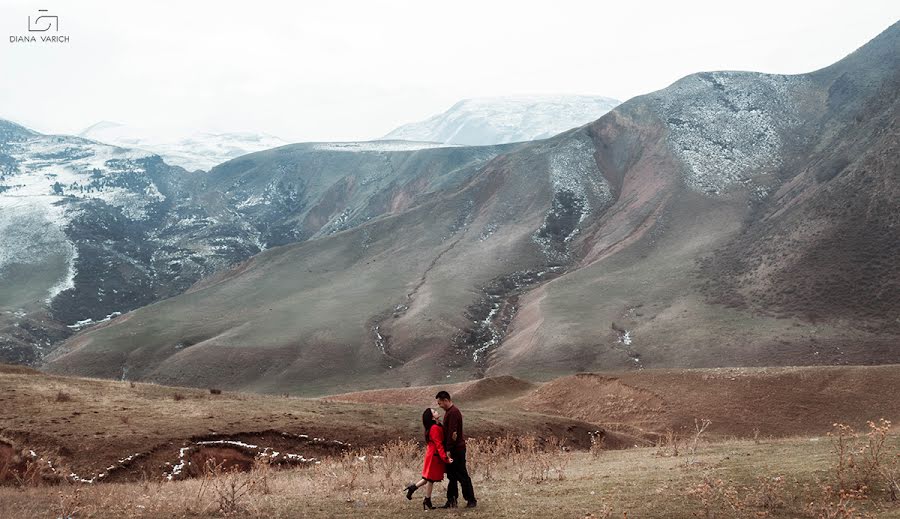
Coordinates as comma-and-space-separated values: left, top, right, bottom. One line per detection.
2, 433, 899, 518
2, 364, 899, 517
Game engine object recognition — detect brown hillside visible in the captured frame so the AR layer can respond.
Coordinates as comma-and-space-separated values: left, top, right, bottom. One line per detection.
337, 365, 900, 440
0, 367, 597, 484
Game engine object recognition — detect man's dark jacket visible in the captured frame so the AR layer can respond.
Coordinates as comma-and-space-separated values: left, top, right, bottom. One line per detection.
442, 404, 466, 451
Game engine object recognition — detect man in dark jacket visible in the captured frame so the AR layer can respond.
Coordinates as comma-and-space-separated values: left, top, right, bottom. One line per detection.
436, 390, 477, 508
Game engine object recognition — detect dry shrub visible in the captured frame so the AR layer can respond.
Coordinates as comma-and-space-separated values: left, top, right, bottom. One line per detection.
745, 475, 787, 511
210, 388, 222, 395
372, 439, 418, 491
249, 457, 272, 496
467, 435, 517, 481
56, 486, 82, 519
585, 502, 614, 518
15, 458, 53, 487
828, 419, 897, 500
302, 439, 424, 502
172, 393, 186, 401
545, 436, 570, 481
319, 451, 364, 502
804, 485, 868, 519
1, 448, 65, 487
468, 434, 570, 483
685, 476, 746, 518
655, 429, 680, 458
55, 391, 73, 403
688, 419, 712, 462
685, 473, 787, 518
203, 459, 265, 516
589, 430, 606, 458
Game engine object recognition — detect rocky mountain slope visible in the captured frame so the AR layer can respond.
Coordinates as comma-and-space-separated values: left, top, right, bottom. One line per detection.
0, 126, 506, 365
79, 122, 291, 171
383, 95, 620, 145
0, 123, 264, 364
45, 23, 900, 394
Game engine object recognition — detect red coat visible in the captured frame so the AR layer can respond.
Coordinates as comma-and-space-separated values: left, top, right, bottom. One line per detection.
422, 424, 450, 481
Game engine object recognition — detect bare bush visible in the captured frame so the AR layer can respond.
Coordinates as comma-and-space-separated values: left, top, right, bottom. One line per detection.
205, 460, 261, 516
55, 391, 73, 403
688, 419, 711, 462
685, 472, 788, 518
56, 486, 82, 519
589, 430, 606, 458
655, 429, 680, 458
467, 435, 517, 481
828, 419, 896, 499
804, 485, 866, 519
372, 439, 418, 491
319, 451, 364, 502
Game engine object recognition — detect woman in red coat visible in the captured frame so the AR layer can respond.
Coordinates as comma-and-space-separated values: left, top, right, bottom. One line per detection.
403, 408, 453, 509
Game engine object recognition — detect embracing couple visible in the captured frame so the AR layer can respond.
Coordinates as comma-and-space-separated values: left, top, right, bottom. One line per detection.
404, 391, 477, 510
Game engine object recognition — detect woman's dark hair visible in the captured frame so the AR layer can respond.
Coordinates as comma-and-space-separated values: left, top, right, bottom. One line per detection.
422, 408, 438, 442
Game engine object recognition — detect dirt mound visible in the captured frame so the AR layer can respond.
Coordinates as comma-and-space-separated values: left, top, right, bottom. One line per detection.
518, 366, 900, 439
517, 373, 666, 435
454, 375, 536, 401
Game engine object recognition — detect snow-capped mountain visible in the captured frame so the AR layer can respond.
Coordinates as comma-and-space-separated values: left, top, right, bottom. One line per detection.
0, 119, 509, 365
0, 119, 270, 363
47, 23, 900, 393
383, 95, 620, 145
79, 121, 289, 171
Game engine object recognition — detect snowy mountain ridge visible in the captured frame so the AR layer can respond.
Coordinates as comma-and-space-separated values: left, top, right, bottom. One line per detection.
79, 121, 290, 171
383, 95, 620, 145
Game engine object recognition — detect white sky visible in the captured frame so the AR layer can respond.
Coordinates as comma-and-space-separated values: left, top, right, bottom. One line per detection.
1, 1, 898, 142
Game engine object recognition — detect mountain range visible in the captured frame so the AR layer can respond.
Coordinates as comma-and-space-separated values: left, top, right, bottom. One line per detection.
0, 123, 510, 365
383, 95, 620, 145
79, 122, 290, 171
38, 22, 900, 395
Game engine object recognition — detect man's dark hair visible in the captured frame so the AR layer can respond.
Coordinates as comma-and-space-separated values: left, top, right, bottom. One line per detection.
435, 390, 451, 401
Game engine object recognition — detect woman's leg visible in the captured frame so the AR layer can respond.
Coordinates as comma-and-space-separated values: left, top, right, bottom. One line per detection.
416, 478, 427, 488
424, 481, 434, 498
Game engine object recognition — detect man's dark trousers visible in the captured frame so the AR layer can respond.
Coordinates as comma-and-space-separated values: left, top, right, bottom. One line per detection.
446, 448, 476, 504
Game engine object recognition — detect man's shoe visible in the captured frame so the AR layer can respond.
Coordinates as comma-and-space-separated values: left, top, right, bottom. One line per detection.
441, 499, 458, 509
465, 501, 477, 508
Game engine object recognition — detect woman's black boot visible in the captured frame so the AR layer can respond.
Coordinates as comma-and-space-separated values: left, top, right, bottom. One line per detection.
404, 484, 417, 500
423, 497, 435, 510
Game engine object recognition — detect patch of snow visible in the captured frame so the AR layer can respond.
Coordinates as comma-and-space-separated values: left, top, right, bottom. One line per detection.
651, 72, 805, 195
532, 136, 613, 259
67, 311, 121, 331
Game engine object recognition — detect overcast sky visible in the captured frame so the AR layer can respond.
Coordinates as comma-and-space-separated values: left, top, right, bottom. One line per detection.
1, 1, 898, 142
